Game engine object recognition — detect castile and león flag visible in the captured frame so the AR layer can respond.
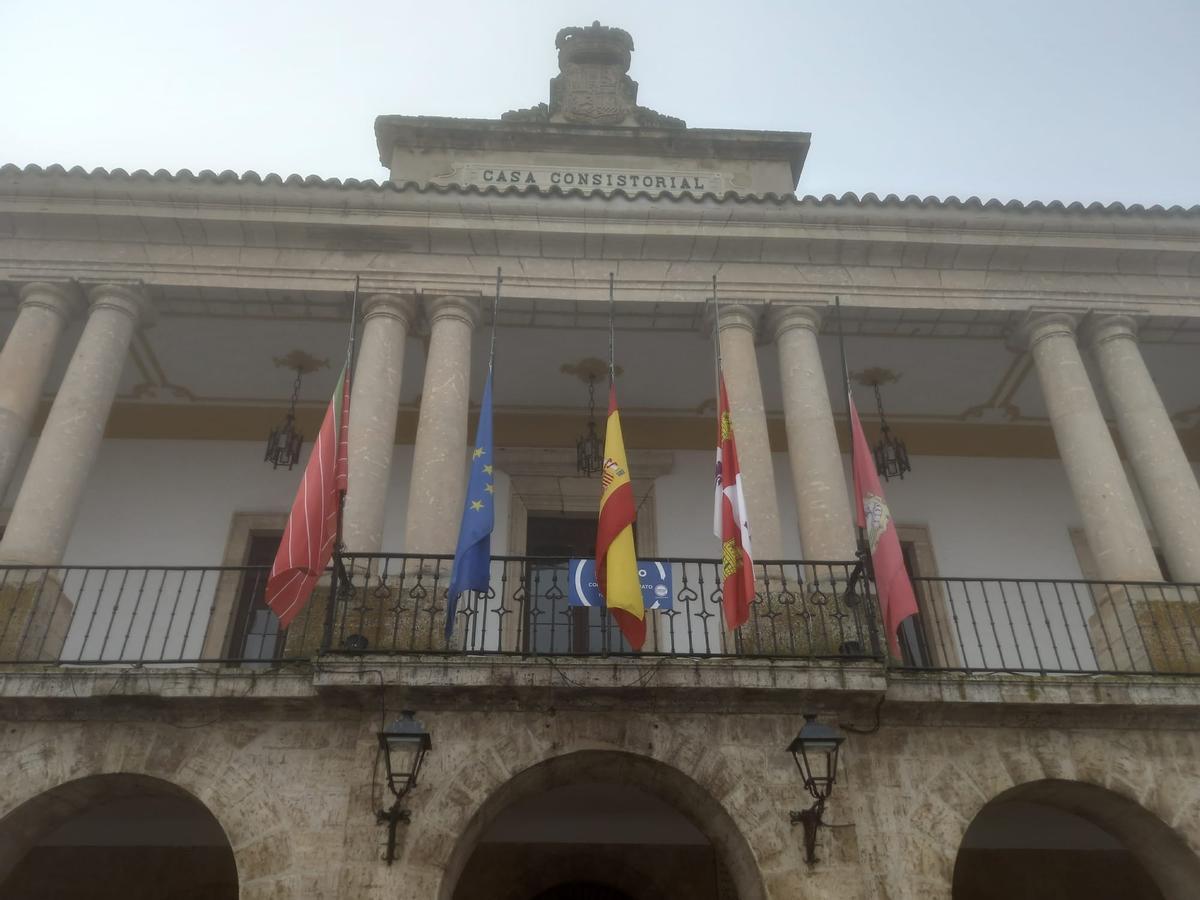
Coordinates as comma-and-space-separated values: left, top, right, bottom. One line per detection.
713, 374, 754, 631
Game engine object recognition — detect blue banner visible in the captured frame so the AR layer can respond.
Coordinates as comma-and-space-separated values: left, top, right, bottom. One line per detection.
568, 559, 673, 611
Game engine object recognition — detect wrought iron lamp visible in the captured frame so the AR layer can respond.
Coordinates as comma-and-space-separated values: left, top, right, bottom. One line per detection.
576, 374, 604, 476
376, 710, 433, 864
265, 365, 305, 470
788, 713, 846, 865
862, 373, 911, 481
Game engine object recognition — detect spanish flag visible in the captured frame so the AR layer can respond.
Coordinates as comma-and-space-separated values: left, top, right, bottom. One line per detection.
596, 384, 645, 650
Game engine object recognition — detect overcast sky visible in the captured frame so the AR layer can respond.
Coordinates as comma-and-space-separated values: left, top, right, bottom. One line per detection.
2, 0, 1197, 206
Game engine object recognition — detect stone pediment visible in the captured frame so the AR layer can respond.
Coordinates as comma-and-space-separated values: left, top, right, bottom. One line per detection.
502, 21, 685, 129
374, 22, 810, 195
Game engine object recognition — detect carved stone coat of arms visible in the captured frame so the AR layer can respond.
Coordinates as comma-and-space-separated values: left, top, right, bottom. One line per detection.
559, 64, 630, 124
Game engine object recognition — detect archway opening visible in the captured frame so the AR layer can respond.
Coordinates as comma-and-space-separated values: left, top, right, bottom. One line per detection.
953, 780, 1200, 900
444, 751, 761, 900
0, 774, 237, 900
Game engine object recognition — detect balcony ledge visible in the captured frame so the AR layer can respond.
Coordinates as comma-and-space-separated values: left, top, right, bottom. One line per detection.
1, 659, 1199, 720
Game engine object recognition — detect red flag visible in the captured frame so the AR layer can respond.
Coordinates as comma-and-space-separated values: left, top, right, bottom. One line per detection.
849, 392, 918, 658
713, 375, 754, 630
266, 365, 351, 628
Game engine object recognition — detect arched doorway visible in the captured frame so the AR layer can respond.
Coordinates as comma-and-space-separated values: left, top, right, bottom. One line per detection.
441, 750, 762, 900
953, 779, 1200, 900
531, 883, 635, 900
0, 773, 237, 899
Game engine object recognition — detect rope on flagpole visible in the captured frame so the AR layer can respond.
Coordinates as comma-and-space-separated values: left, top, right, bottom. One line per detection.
489, 267, 501, 374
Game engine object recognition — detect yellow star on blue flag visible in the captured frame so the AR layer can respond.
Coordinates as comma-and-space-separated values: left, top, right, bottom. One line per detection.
447, 371, 494, 637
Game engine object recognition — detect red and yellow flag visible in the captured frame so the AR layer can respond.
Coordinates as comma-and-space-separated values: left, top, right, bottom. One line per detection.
596, 384, 645, 650
266, 365, 350, 628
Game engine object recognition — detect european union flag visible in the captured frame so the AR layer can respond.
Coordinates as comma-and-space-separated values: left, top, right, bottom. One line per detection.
446, 371, 494, 637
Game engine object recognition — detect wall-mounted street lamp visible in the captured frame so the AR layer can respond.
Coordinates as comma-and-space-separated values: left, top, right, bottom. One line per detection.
376, 710, 433, 865
787, 713, 846, 865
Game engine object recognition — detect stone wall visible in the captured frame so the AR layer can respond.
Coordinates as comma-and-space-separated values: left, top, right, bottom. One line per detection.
0, 673, 1199, 900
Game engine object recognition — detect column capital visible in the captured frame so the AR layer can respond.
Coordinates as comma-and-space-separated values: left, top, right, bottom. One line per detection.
714, 302, 764, 335
85, 283, 156, 327
362, 292, 419, 329
1012, 310, 1080, 352
766, 303, 823, 342
1082, 313, 1140, 350
18, 282, 86, 322
423, 294, 481, 330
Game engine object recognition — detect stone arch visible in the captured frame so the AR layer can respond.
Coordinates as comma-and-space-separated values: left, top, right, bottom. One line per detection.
953, 779, 1200, 900
436, 749, 767, 900
0, 772, 238, 896
0, 727, 295, 892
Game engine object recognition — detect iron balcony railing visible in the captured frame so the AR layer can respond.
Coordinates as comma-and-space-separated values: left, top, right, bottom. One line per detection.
0, 555, 1197, 675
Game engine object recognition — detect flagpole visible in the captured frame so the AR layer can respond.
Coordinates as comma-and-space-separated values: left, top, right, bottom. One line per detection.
836, 296, 873, 616
711, 274, 723, 388
335, 276, 360, 553
608, 272, 616, 384
835, 296, 852, 438
347, 275, 361, 379
489, 267, 501, 373
324, 276, 360, 653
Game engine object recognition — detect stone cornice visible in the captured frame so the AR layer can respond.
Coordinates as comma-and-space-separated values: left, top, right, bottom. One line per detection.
2, 165, 1198, 246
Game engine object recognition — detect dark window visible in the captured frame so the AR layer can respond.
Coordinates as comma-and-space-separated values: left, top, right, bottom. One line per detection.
896, 540, 933, 667
227, 532, 285, 661
524, 515, 632, 654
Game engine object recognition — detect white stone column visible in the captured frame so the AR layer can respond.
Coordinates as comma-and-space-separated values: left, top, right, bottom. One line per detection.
1022, 312, 1160, 582
402, 295, 480, 556
0, 284, 153, 565
343, 293, 419, 553
1086, 314, 1200, 582
717, 303, 782, 560
769, 304, 856, 561
0, 283, 85, 502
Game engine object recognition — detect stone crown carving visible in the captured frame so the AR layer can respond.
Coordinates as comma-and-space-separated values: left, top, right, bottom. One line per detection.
502, 21, 685, 129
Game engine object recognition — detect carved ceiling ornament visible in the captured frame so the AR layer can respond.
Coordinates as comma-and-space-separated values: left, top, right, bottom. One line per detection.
273, 349, 329, 375
851, 367, 901, 387
560, 357, 624, 383
502, 21, 685, 129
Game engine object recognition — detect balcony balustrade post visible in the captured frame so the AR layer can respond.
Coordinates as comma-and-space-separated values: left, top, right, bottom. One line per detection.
343, 292, 419, 554
0, 282, 85, 502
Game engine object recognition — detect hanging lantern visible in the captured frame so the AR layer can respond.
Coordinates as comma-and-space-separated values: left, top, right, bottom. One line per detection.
870, 378, 911, 481
576, 374, 604, 476
265, 366, 305, 470
853, 371, 911, 482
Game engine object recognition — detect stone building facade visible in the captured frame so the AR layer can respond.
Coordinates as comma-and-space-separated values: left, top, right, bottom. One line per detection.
1, 21, 1199, 900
